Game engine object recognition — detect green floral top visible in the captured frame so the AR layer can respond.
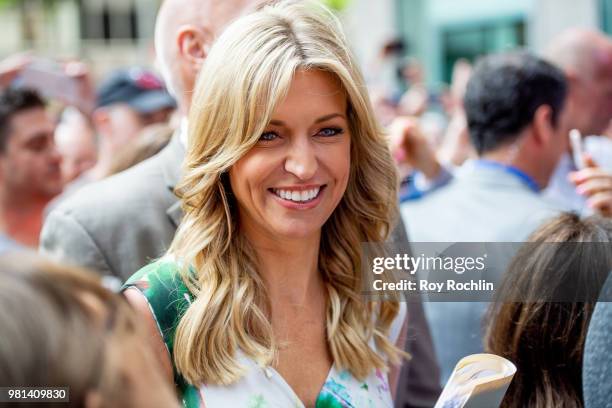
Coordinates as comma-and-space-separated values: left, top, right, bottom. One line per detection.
123, 259, 405, 408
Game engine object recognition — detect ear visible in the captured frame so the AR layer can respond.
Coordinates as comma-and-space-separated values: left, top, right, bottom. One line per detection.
531, 104, 555, 148
176, 25, 213, 68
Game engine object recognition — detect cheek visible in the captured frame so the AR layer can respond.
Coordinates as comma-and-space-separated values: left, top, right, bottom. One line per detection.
2, 147, 30, 175
117, 112, 144, 137
3, 157, 32, 183
229, 152, 275, 203
130, 118, 144, 134
11, 152, 34, 171
332, 140, 351, 189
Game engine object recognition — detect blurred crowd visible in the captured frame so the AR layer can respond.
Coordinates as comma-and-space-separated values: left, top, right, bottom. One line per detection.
0, 0, 611, 407
0, 58, 177, 250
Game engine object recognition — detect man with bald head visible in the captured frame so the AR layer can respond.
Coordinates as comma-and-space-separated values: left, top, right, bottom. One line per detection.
154, 0, 261, 115
546, 28, 612, 136
40, 0, 264, 281
544, 28, 612, 213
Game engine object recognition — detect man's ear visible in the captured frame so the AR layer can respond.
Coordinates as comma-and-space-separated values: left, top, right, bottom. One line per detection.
176, 25, 213, 68
531, 104, 555, 147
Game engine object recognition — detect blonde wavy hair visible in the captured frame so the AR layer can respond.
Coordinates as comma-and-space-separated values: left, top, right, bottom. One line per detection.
169, 0, 403, 386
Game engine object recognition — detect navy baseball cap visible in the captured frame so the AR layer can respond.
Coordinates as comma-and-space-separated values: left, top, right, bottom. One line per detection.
95, 67, 176, 113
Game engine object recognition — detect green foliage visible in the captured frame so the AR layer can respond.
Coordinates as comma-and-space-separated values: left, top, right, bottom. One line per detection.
321, 0, 351, 11
0, 0, 58, 8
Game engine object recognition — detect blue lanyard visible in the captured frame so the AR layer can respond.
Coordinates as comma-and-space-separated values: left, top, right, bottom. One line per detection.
473, 159, 541, 193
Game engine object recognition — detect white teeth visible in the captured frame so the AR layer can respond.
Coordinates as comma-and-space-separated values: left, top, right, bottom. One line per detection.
273, 187, 321, 202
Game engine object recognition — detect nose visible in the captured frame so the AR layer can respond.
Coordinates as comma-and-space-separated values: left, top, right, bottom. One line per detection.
47, 141, 62, 165
284, 136, 318, 180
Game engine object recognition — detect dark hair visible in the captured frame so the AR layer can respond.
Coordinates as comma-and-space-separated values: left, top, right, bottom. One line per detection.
464, 51, 567, 154
0, 88, 46, 153
485, 213, 612, 408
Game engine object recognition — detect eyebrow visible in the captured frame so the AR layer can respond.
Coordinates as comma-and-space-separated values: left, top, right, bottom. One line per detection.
24, 132, 53, 142
269, 113, 346, 127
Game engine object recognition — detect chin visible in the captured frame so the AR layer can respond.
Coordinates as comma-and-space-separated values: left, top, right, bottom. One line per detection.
43, 185, 64, 198
273, 220, 323, 240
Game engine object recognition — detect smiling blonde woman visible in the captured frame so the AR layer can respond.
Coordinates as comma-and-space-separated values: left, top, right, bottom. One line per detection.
123, 1, 407, 407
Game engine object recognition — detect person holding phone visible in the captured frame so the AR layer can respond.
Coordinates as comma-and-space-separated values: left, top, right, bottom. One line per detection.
569, 154, 612, 217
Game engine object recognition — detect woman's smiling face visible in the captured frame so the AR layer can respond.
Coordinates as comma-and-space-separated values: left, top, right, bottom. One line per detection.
229, 69, 351, 241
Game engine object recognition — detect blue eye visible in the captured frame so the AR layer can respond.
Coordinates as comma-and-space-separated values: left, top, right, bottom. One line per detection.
317, 127, 344, 137
259, 131, 278, 141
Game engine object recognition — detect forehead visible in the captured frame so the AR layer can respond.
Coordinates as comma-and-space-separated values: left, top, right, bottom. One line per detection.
8, 107, 54, 138
271, 70, 347, 118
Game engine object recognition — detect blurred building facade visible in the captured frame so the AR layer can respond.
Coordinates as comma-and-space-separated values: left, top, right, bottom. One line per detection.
0, 0, 160, 75
0, 0, 610, 84
342, 0, 608, 88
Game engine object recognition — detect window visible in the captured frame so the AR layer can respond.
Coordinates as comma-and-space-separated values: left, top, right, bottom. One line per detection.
601, 0, 612, 34
442, 18, 525, 83
79, 0, 139, 43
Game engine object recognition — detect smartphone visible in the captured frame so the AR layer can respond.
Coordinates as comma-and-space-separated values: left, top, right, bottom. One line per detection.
569, 129, 586, 170
16, 59, 81, 107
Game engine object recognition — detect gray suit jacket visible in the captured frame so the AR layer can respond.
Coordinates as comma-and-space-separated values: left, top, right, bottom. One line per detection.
402, 161, 560, 243
40, 134, 185, 281
400, 161, 560, 383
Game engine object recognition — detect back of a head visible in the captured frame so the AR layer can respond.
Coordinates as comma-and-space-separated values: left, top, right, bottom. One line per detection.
545, 28, 612, 136
486, 213, 612, 408
464, 51, 567, 155
154, 0, 267, 105
0, 255, 178, 408
545, 28, 611, 77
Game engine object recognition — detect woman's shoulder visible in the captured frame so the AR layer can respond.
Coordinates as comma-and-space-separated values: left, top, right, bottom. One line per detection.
122, 258, 194, 340
123, 258, 200, 401
124, 258, 191, 299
